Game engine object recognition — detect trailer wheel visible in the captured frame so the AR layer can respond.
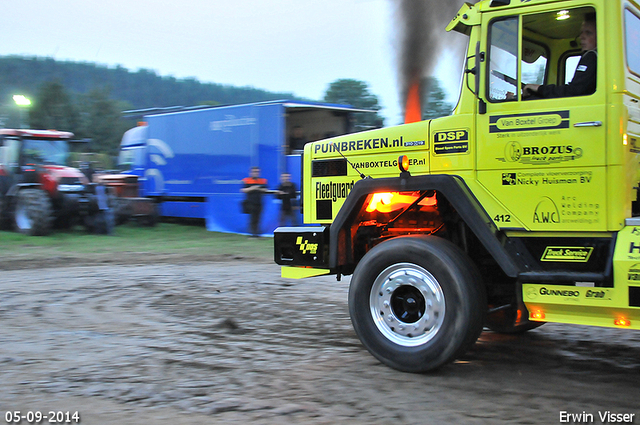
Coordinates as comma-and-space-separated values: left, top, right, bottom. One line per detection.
14, 189, 53, 236
349, 236, 486, 373
137, 203, 158, 227
112, 197, 132, 225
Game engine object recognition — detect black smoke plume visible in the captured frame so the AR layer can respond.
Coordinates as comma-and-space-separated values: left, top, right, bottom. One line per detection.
395, 0, 465, 112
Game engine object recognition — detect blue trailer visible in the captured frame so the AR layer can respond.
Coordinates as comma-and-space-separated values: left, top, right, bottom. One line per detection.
118, 100, 370, 235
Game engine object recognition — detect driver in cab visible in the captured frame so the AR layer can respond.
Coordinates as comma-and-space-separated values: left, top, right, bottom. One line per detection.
523, 12, 597, 99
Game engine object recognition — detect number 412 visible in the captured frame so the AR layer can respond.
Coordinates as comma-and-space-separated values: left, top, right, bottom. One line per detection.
494, 214, 511, 223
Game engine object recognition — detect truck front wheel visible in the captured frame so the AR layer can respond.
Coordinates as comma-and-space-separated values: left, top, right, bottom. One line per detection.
349, 236, 486, 373
14, 189, 53, 236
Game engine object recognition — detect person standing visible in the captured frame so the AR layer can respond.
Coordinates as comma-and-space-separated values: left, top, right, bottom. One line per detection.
241, 166, 268, 237
276, 173, 298, 227
92, 182, 114, 235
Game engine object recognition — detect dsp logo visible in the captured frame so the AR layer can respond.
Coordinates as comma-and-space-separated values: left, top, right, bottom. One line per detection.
433, 129, 470, 155
434, 129, 469, 142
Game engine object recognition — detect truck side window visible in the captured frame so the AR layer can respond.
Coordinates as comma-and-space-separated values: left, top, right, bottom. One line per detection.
626, 9, 640, 76
521, 42, 548, 86
564, 55, 582, 84
4, 139, 20, 170
488, 17, 519, 102
521, 7, 597, 99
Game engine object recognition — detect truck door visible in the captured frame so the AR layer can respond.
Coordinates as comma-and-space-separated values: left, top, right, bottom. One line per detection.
476, 5, 607, 232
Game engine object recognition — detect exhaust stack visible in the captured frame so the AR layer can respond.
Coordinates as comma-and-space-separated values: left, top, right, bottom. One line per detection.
404, 79, 422, 124
397, 0, 463, 123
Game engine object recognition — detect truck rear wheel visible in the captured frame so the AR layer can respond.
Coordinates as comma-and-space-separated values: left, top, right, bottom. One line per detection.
14, 189, 53, 236
349, 236, 486, 373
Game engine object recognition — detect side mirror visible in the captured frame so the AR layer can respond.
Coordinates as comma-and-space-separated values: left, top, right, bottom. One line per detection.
465, 42, 484, 98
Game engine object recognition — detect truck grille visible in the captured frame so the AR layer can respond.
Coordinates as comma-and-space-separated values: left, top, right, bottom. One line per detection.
631, 287, 640, 307
59, 177, 83, 185
58, 176, 85, 192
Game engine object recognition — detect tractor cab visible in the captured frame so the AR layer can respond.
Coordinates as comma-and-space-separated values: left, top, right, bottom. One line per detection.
0, 129, 95, 235
0, 129, 86, 185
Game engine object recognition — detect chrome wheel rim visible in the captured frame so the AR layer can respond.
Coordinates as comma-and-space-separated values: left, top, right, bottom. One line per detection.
370, 263, 445, 347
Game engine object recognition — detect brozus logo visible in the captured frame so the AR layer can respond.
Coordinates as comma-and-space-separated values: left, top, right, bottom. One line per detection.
522, 146, 574, 155
505, 143, 575, 160
501, 141, 582, 165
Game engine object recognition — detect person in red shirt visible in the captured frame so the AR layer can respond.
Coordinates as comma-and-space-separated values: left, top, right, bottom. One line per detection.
241, 167, 268, 237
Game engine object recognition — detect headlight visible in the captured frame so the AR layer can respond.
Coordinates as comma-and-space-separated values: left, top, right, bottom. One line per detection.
58, 184, 85, 192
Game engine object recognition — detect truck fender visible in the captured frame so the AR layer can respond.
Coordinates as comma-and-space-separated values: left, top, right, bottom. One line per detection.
329, 174, 521, 278
7, 183, 41, 198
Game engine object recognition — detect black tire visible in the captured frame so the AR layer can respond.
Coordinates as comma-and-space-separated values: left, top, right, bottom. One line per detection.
14, 189, 53, 236
83, 213, 96, 234
0, 192, 11, 230
137, 203, 158, 227
112, 197, 131, 225
55, 214, 75, 230
349, 236, 486, 373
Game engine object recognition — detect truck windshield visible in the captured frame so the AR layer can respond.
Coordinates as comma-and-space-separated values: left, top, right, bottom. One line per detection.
117, 146, 145, 171
22, 139, 69, 166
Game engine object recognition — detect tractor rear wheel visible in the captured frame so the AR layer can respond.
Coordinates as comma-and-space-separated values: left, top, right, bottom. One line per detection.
349, 236, 486, 373
14, 189, 53, 236
0, 192, 11, 230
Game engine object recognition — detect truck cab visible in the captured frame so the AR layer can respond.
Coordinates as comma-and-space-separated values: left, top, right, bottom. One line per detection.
274, 0, 640, 372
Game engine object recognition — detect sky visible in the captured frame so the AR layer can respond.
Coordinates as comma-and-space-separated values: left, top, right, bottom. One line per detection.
3, 0, 465, 125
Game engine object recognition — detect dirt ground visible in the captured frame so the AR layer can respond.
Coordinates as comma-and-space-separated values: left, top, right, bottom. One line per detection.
1, 255, 639, 425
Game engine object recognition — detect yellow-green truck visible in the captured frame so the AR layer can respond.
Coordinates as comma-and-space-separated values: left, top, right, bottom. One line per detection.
274, 0, 640, 372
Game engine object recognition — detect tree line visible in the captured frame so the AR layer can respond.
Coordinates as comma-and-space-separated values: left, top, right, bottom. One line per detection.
0, 56, 297, 111
0, 56, 450, 161
0, 55, 304, 158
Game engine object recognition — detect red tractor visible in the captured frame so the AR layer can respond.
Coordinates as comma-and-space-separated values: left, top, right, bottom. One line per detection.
0, 129, 100, 235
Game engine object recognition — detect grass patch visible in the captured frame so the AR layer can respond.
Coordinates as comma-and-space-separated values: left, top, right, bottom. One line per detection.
0, 221, 274, 262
